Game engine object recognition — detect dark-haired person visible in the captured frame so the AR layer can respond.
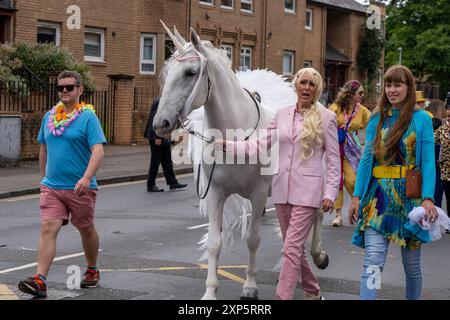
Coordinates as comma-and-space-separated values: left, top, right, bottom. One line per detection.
18, 70, 106, 297
348, 65, 437, 300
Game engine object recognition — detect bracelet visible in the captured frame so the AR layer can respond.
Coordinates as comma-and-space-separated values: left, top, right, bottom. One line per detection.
422, 197, 434, 204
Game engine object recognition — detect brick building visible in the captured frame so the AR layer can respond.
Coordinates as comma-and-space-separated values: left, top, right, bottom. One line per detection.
1, 0, 385, 158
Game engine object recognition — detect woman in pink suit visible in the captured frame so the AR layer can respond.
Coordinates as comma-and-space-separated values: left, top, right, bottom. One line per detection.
216, 68, 341, 300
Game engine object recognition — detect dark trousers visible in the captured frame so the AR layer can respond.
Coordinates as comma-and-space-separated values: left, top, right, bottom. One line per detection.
147, 143, 177, 188
442, 180, 450, 217
434, 166, 444, 208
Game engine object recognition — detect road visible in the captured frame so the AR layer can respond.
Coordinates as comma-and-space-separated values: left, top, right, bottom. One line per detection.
0, 174, 449, 300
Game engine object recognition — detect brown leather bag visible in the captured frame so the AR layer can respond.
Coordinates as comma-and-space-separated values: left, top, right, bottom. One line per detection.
405, 167, 422, 199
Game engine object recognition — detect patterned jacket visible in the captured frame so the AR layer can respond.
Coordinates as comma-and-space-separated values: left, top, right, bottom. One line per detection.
435, 123, 450, 181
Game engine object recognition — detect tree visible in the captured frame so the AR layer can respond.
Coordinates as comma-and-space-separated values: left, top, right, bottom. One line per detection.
385, 0, 450, 98
0, 42, 94, 92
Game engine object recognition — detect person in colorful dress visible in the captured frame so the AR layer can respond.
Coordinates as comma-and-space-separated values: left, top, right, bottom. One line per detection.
329, 80, 371, 227
435, 106, 450, 228
18, 70, 107, 298
348, 65, 437, 300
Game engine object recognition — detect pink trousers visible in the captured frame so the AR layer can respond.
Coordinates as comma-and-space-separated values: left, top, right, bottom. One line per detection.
275, 204, 320, 300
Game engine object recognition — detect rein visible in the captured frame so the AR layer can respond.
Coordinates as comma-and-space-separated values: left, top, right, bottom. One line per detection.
173, 50, 262, 199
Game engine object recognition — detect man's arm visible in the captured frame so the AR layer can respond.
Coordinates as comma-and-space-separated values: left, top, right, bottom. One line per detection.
39, 144, 47, 179
74, 144, 105, 195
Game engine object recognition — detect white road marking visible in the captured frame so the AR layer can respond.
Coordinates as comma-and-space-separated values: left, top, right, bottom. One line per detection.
187, 223, 209, 230
0, 250, 102, 275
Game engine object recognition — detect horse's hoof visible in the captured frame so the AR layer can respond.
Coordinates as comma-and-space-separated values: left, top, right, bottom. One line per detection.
315, 253, 329, 270
240, 287, 259, 300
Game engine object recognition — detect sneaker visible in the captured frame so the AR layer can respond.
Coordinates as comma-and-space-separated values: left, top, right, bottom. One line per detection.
445, 229, 450, 234
169, 183, 187, 190
18, 275, 47, 297
332, 216, 343, 227
80, 268, 100, 288
147, 186, 164, 192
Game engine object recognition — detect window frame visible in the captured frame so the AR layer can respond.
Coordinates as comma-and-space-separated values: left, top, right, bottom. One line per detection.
220, 44, 233, 64
140, 33, 157, 75
304, 60, 313, 68
37, 21, 61, 46
240, 0, 253, 13
305, 8, 313, 30
285, 0, 296, 14
199, 0, 214, 6
84, 27, 105, 63
220, 0, 234, 10
240, 46, 252, 71
282, 51, 295, 76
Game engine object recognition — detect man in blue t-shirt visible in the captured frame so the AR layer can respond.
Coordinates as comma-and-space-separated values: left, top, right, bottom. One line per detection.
18, 70, 106, 298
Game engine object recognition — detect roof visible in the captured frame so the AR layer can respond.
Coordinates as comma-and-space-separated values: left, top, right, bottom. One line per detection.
325, 44, 352, 63
309, 0, 368, 14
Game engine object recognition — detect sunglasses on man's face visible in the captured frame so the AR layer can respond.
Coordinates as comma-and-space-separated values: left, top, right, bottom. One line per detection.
57, 84, 78, 92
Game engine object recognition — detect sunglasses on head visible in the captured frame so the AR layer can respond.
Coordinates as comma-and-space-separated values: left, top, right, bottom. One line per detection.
57, 84, 78, 92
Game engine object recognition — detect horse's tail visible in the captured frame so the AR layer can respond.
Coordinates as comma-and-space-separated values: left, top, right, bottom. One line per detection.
198, 194, 251, 261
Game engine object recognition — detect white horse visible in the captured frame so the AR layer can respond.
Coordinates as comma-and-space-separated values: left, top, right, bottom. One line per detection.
153, 23, 329, 300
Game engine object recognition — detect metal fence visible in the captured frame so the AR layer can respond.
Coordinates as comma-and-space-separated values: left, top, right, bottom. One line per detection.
0, 80, 115, 142
134, 87, 159, 112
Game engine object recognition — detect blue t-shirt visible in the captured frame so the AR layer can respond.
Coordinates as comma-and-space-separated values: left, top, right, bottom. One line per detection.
37, 109, 107, 190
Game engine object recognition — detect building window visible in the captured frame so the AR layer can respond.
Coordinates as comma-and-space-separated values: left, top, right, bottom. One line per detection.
221, 0, 233, 9
283, 51, 295, 76
200, 0, 213, 5
84, 28, 104, 63
304, 60, 312, 68
220, 44, 233, 63
285, 0, 296, 13
37, 21, 60, 46
240, 47, 252, 71
241, 0, 253, 12
140, 34, 156, 75
306, 8, 313, 30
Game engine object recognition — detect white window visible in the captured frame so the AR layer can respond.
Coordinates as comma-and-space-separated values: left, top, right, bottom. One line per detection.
200, 0, 213, 5
241, 0, 253, 12
285, 0, 296, 13
220, 44, 233, 63
221, 0, 233, 9
304, 60, 312, 68
37, 21, 60, 46
306, 8, 313, 30
84, 28, 104, 63
240, 46, 252, 71
140, 34, 156, 75
283, 51, 295, 75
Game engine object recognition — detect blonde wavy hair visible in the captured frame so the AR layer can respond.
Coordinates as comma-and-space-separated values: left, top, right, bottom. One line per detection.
292, 68, 324, 160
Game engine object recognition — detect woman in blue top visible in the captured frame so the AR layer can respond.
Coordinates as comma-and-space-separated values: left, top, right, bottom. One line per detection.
348, 65, 438, 300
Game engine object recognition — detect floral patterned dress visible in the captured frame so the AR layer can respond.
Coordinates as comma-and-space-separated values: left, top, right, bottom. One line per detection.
352, 108, 422, 250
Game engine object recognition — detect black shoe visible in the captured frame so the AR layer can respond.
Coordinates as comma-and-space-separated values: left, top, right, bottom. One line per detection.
170, 183, 187, 190
147, 186, 164, 192
18, 275, 47, 298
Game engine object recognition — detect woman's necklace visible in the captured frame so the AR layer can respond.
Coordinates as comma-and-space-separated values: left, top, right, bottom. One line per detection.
47, 101, 95, 136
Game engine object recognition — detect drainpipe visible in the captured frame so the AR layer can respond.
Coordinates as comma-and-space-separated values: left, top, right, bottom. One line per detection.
187, 0, 192, 38
262, 0, 268, 68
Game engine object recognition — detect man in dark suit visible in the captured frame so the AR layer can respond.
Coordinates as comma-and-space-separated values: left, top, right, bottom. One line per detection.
143, 97, 187, 192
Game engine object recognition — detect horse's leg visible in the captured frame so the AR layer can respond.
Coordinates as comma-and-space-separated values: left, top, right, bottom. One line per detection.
201, 190, 225, 300
309, 209, 329, 269
240, 190, 266, 300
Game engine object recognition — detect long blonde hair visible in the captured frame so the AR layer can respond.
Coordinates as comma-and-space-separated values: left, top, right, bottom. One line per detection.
292, 68, 324, 159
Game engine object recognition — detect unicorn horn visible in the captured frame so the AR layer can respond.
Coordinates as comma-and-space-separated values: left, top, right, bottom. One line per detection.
160, 20, 184, 52
173, 25, 187, 47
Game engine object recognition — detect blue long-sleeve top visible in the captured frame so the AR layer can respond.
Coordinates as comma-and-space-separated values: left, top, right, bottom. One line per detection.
353, 108, 436, 202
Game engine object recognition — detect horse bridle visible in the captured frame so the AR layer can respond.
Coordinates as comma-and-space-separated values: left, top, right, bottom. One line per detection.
172, 49, 262, 199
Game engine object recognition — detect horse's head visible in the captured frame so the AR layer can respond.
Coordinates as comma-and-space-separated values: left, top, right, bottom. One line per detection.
154, 22, 222, 138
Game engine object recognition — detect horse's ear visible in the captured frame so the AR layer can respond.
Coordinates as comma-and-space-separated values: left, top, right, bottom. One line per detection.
190, 27, 207, 56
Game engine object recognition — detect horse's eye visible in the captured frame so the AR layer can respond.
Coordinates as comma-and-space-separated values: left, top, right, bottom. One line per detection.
185, 69, 197, 77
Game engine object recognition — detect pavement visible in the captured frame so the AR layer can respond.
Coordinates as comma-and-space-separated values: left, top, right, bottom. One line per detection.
0, 144, 193, 199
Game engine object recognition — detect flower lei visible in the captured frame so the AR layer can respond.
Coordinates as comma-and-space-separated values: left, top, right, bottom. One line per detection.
47, 102, 95, 136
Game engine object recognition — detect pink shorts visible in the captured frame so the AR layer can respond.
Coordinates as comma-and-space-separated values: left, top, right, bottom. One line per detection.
39, 185, 98, 229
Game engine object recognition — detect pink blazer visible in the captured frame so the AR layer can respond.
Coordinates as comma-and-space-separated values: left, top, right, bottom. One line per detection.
226, 104, 340, 208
